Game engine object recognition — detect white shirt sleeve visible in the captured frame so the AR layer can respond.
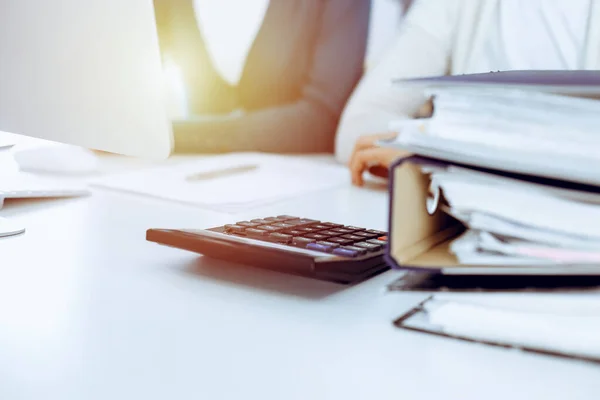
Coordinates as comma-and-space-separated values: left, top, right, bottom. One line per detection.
334, 0, 459, 164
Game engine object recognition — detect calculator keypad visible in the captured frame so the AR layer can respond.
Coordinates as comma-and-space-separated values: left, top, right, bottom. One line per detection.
222, 215, 387, 258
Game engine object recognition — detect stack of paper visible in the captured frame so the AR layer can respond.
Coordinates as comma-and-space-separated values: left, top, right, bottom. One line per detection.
388, 89, 600, 182
433, 89, 600, 154
384, 70, 600, 266
91, 153, 349, 213
386, 72, 600, 186
423, 166, 600, 265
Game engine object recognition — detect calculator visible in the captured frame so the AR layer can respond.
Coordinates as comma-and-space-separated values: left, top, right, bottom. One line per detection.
146, 215, 390, 284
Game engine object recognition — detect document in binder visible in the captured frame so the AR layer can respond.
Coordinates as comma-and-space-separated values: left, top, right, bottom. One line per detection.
384, 70, 600, 275
385, 155, 600, 276
386, 70, 600, 185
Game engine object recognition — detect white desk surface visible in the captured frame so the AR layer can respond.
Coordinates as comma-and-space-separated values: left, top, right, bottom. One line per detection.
0, 148, 599, 400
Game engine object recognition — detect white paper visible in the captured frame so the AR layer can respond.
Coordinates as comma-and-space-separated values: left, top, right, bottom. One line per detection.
453, 211, 600, 250
425, 166, 600, 265
386, 80, 600, 266
477, 232, 600, 264
385, 119, 600, 188
449, 230, 548, 266
429, 88, 600, 134
440, 179, 600, 240
91, 153, 350, 213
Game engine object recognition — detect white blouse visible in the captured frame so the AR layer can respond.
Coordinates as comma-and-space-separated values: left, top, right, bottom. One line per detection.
193, 0, 270, 86
473, 0, 592, 72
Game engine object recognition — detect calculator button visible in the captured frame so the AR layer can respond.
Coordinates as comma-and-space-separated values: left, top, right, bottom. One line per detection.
258, 225, 280, 232
322, 222, 343, 228
341, 234, 364, 242
296, 227, 317, 233
327, 237, 353, 245
269, 233, 292, 244
271, 223, 295, 229
311, 224, 330, 231
319, 230, 341, 237
224, 224, 245, 234
307, 243, 335, 253
354, 242, 382, 252
286, 230, 305, 236
378, 236, 388, 242
251, 219, 271, 225
366, 229, 387, 236
367, 239, 387, 246
344, 226, 363, 232
287, 219, 319, 226
267, 216, 294, 222
277, 215, 300, 221
332, 228, 354, 235
237, 221, 261, 228
353, 232, 378, 239
305, 233, 329, 241
333, 248, 360, 258
292, 237, 316, 247
342, 246, 368, 256
245, 228, 269, 238
317, 241, 340, 249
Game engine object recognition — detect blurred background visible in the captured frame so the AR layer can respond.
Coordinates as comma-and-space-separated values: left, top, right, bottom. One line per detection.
162, 0, 410, 119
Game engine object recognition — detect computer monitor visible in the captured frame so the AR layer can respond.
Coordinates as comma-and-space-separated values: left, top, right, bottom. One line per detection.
0, 0, 173, 159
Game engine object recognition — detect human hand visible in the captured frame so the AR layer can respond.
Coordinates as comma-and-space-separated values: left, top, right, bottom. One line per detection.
348, 132, 409, 186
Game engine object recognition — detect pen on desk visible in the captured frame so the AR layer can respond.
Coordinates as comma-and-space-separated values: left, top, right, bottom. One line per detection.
186, 164, 259, 182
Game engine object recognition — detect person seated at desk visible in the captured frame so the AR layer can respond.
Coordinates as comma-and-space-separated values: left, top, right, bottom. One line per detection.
154, 0, 371, 154
335, 0, 600, 186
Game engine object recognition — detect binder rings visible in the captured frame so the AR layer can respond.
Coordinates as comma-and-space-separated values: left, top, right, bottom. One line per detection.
384, 155, 600, 276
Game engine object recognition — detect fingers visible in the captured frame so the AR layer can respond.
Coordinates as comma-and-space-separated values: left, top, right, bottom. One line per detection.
350, 147, 385, 186
350, 147, 408, 186
348, 132, 398, 174
374, 131, 400, 143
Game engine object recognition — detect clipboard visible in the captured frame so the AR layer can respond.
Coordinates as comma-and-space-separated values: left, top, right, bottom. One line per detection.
386, 271, 600, 292
394, 295, 600, 365
384, 155, 600, 276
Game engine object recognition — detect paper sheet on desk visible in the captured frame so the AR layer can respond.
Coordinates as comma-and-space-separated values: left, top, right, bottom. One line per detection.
90, 153, 349, 213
